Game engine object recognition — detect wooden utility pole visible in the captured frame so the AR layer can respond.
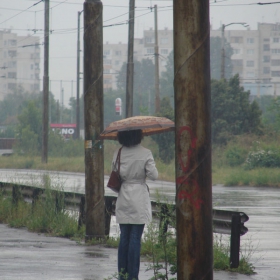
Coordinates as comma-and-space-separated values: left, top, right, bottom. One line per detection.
125, 0, 135, 118
42, 0, 49, 163
49, 80, 52, 123
56, 100, 59, 123
154, 5, 160, 113
76, 10, 82, 139
174, 0, 213, 279
60, 80, 64, 123
221, 24, 225, 79
71, 80, 73, 123
84, 0, 104, 240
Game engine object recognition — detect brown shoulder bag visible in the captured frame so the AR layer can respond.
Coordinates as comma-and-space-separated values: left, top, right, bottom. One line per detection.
107, 147, 122, 193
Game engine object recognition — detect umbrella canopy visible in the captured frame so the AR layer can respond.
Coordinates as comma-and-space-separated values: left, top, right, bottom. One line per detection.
99, 116, 174, 140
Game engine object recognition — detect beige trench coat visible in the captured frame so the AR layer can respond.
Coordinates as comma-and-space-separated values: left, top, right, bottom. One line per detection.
112, 144, 158, 224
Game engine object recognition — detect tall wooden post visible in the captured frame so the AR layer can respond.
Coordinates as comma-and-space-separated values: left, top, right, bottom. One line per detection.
154, 5, 160, 113
221, 24, 225, 79
42, 0, 49, 163
174, 0, 213, 279
76, 11, 82, 139
125, 0, 135, 118
84, 0, 104, 240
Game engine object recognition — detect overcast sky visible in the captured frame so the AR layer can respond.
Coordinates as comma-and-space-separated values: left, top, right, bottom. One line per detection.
0, 0, 278, 105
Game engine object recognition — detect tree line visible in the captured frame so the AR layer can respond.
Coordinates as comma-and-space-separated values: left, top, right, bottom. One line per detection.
1, 37, 279, 162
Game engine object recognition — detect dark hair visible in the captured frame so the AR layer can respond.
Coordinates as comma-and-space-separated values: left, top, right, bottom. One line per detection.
117, 129, 143, 147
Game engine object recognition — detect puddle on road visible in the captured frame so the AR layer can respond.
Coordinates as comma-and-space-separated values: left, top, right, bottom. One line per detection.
84, 251, 108, 258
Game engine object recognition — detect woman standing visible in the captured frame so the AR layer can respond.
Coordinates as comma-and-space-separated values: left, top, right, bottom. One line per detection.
111, 129, 158, 280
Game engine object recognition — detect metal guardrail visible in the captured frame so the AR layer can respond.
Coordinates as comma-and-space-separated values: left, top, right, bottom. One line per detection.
0, 181, 249, 268
213, 209, 249, 235
213, 209, 249, 268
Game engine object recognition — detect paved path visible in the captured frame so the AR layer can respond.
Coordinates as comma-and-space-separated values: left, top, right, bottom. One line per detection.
1, 221, 278, 280
0, 224, 257, 280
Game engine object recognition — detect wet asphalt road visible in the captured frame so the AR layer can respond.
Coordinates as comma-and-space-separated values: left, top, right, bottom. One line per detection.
0, 169, 280, 279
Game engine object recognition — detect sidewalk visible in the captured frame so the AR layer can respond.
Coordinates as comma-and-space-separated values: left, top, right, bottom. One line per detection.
0, 224, 272, 280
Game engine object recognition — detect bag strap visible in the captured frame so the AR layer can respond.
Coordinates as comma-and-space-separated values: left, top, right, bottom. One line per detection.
114, 147, 123, 172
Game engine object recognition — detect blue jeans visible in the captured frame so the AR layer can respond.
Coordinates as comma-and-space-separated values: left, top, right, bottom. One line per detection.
118, 224, 145, 280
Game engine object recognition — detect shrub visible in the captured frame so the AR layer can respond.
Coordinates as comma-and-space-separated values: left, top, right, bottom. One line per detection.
225, 146, 247, 166
152, 97, 175, 164
245, 148, 280, 169
48, 130, 84, 157
14, 125, 39, 155
23, 158, 35, 169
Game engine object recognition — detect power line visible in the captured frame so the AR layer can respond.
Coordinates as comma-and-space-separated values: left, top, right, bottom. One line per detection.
103, 11, 129, 23
5, 7, 157, 34
211, 1, 280, 6
32, 0, 169, 7
1, 0, 278, 27
50, 0, 69, 9
0, 0, 43, 25
257, 1, 280, 5
0, 5, 158, 36
0, 7, 35, 13
104, 9, 154, 28
0, 0, 70, 28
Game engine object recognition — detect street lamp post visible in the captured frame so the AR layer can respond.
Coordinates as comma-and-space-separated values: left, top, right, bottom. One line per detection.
76, 10, 83, 140
221, 22, 249, 79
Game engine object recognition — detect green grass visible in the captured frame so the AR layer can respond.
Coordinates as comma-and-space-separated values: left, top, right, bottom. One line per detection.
1, 133, 280, 187
1, 154, 280, 187
0, 190, 85, 239
0, 137, 176, 182
213, 235, 255, 275
0, 155, 85, 173
212, 166, 280, 187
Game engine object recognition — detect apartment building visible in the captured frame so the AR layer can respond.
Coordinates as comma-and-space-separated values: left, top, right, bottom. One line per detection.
211, 23, 280, 96
0, 30, 40, 100
103, 28, 173, 90
104, 23, 280, 96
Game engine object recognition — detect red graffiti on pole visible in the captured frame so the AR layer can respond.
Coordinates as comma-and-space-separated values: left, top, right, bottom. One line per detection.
177, 126, 197, 173
176, 126, 203, 210
177, 179, 203, 210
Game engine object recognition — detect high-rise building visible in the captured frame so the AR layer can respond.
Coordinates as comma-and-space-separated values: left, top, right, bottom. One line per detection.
104, 24, 280, 97
211, 22, 280, 96
103, 28, 173, 90
0, 30, 41, 100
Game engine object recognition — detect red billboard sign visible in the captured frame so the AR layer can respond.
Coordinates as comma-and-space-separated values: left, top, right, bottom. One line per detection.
50, 123, 76, 139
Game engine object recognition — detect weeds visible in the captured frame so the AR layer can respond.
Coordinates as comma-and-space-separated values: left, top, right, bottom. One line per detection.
105, 236, 120, 248
213, 234, 230, 270
0, 180, 85, 240
213, 234, 256, 275
142, 192, 176, 280
84, 236, 120, 247
103, 270, 129, 280
104, 212, 255, 280
141, 192, 255, 279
